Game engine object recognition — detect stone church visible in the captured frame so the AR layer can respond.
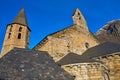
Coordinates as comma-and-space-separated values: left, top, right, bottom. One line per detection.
0, 8, 120, 80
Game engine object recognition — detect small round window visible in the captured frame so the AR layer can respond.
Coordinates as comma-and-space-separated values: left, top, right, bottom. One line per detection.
85, 43, 89, 49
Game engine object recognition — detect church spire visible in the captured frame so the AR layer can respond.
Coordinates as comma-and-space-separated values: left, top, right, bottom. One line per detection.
12, 8, 28, 26
1, 8, 31, 57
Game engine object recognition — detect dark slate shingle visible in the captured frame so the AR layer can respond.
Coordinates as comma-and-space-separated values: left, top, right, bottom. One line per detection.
82, 42, 120, 58
57, 42, 120, 65
12, 8, 28, 26
12, 8, 31, 31
0, 48, 74, 80
57, 53, 98, 65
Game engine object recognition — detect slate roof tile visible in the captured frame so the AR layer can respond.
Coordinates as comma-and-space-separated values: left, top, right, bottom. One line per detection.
57, 53, 99, 65
0, 48, 74, 80
82, 42, 120, 58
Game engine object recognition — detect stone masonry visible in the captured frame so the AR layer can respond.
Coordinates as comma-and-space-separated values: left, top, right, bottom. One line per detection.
0, 8, 119, 80
94, 53, 120, 80
62, 62, 104, 80
33, 8, 99, 62
1, 9, 30, 57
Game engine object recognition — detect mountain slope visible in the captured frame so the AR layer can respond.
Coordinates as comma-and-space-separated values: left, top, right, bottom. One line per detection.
95, 20, 120, 44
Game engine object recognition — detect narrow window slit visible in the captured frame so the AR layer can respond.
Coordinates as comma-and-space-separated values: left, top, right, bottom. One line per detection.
18, 33, 21, 39
8, 33, 11, 39
19, 27, 22, 32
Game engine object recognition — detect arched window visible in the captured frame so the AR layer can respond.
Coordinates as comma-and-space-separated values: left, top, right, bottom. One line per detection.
8, 33, 11, 39
19, 27, 22, 32
85, 43, 89, 49
18, 33, 21, 39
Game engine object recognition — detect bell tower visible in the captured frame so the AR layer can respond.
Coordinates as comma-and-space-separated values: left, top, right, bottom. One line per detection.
72, 8, 88, 30
1, 8, 31, 57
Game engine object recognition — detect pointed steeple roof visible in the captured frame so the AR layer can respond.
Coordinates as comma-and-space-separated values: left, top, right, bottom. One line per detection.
12, 8, 28, 26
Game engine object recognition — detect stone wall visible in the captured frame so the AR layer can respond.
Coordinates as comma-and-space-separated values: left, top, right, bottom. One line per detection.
33, 8, 100, 62
34, 25, 99, 62
61, 62, 104, 80
95, 53, 120, 80
1, 24, 30, 57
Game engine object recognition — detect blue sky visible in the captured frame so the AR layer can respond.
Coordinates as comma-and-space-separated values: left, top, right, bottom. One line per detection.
0, 0, 120, 52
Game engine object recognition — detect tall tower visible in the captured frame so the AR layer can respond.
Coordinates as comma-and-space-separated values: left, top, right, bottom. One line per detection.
1, 8, 31, 56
